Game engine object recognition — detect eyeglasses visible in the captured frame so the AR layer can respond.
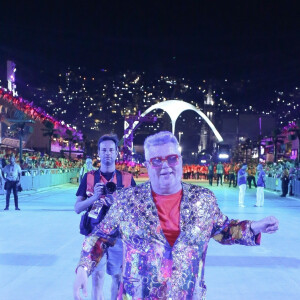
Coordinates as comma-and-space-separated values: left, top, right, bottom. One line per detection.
148, 154, 181, 168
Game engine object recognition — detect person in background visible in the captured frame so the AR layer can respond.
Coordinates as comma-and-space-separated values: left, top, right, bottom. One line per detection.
216, 161, 224, 186
228, 164, 236, 187
183, 165, 188, 179
0, 158, 4, 195
1, 155, 7, 168
79, 157, 94, 183
196, 164, 200, 180
280, 169, 290, 197
247, 165, 257, 189
275, 163, 283, 192
288, 167, 296, 196
224, 163, 230, 182
134, 164, 140, 179
255, 164, 266, 207
237, 163, 248, 207
208, 162, 214, 186
2, 154, 22, 210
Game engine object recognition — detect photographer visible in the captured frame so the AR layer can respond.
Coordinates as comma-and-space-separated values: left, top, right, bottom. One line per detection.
74, 134, 135, 300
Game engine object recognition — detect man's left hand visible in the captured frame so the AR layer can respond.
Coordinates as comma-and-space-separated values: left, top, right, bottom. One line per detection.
250, 216, 279, 235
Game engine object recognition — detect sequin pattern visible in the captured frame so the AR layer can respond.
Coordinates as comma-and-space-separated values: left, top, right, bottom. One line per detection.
77, 182, 260, 299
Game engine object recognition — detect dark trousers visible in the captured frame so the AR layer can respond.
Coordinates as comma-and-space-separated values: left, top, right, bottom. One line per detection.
281, 182, 289, 197
5, 180, 19, 208
288, 179, 295, 195
208, 174, 213, 186
247, 176, 257, 189
217, 174, 223, 185
229, 174, 236, 187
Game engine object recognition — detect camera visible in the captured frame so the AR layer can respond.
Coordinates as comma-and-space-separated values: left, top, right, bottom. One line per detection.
88, 182, 117, 219
102, 181, 117, 195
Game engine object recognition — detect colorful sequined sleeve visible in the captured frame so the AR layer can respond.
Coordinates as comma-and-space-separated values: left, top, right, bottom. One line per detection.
209, 191, 261, 246
76, 189, 126, 276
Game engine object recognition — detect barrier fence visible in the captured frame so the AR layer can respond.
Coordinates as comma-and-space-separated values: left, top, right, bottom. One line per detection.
20, 168, 80, 190
17, 168, 300, 197
265, 177, 300, 197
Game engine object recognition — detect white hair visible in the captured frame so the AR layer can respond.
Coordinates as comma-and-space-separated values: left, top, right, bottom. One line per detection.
144, 131, 179, 160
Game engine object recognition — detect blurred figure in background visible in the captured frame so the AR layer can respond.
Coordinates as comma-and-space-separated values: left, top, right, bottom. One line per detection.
288, 167, 296, 196
280, 169, 290, 197
247, 165, 257, 189
255, 164, 266, 207
0, 158, 4, 195
228, 164, 236, 187
216, 162, 224, 186
79, 157, 94, 183
237, 163, 248, 207
208, 162, 214, 186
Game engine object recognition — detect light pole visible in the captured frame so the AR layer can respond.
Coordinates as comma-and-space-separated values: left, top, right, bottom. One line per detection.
178, 131, 183, 144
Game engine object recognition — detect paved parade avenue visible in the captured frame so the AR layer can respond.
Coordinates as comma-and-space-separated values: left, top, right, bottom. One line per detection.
1, 181, 300, 300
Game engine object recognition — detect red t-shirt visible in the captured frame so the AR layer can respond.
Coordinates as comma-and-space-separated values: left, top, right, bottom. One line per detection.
152, 189, 182, 247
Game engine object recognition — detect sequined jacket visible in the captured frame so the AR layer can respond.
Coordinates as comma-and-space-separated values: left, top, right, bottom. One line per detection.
77, 181, 260, 300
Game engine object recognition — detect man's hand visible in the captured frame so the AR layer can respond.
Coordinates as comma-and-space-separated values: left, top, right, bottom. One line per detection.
250, 216, 279, 235
73, 266, 88, 300
94, 183, 106, 199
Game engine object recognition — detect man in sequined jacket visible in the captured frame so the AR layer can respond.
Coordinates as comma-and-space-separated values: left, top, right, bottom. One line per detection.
74, 131, 279, 300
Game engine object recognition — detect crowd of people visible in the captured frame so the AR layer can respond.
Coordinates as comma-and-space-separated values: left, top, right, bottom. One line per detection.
0, 151, 83, 210
0, 151, 82, 171
181, 161, 299, 194
1, 148, 299, 190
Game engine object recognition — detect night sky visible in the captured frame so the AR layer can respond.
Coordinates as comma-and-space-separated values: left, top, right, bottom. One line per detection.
0, 1, 299, 94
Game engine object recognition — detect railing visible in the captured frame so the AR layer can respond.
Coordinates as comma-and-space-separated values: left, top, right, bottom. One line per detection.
265, 177, 300, 197
16, 168, 300, 196
20, 168, 80, 190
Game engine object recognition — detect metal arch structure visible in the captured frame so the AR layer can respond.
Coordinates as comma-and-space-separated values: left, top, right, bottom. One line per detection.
129, 100, 223, 142
122, 112, 157, 161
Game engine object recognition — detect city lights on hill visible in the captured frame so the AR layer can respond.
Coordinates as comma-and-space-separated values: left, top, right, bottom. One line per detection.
5, 68, 298, 139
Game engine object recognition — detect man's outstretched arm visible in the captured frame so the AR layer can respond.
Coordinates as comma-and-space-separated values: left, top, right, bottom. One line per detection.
210, 191, 279, 245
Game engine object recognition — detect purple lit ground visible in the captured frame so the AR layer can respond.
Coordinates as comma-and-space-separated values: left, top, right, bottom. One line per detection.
1, 181, 299, 300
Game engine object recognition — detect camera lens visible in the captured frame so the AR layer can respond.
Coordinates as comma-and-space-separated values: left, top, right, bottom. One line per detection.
105, 182, 117, 194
